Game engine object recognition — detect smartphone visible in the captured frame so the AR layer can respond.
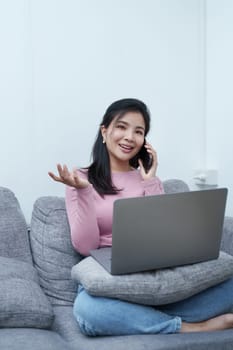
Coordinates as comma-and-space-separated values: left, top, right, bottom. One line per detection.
130, 139, 153, 172
141, 140, 153, 172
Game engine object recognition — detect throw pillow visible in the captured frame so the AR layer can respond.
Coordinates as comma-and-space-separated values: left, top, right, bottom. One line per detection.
71, 251, 233, 305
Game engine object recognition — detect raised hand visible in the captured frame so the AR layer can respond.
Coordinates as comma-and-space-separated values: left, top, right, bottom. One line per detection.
138, 142, 158, 180
48, 164, 90, 189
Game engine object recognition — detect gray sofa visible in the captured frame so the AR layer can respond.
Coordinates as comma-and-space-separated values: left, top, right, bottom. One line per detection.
1, 179, 233, 350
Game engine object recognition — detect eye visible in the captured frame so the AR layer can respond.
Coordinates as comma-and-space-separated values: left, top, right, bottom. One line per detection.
116, 124, 125, 130
136, 130, 144, 136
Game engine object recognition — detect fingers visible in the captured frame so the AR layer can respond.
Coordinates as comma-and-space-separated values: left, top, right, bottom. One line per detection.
144, 142, 158, 165
48, 164, 72, 185
48, 172, 62, 182
144, 142, 156, 156
140, 142, 158, 179
57, 163, 70, 181
49, 164, 88, 189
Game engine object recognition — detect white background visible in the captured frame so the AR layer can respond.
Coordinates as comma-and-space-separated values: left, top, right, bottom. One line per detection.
0, 0, 232, 223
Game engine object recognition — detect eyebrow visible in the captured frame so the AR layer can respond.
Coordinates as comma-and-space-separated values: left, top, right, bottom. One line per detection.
115, 119, 145, 131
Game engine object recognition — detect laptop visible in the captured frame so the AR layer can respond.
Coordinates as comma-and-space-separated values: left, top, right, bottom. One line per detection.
90, 188, 228, 275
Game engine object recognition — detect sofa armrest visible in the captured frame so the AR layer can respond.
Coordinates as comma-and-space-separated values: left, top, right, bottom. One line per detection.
221, 217, 233, 256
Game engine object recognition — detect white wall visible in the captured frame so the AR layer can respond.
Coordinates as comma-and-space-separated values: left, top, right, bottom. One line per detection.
0, 0, 33, 219
0, 0, 220, 223
206, 0, 233, 216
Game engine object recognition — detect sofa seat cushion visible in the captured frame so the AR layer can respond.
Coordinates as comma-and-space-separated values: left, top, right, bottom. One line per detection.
0, 256, 54, 328
0, 328, 74, 350
71, 251, 233, 305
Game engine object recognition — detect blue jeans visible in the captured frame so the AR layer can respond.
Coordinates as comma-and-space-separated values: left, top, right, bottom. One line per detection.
73, 278, 233, 336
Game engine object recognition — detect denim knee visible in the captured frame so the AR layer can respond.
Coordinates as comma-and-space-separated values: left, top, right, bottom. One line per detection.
75, 313, 98, 337
73, 288, 105, 336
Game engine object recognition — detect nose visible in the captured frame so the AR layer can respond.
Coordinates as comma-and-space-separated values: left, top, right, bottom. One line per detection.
124, 129, 134, 141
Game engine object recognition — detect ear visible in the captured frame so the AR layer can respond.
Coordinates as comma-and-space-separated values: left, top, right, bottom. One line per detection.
100, 125, 107, 141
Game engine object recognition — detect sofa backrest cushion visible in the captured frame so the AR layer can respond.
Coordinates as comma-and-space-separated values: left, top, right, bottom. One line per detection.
0, 187, 32, 263
30, 196, 83, 306
163, 179, 190, 194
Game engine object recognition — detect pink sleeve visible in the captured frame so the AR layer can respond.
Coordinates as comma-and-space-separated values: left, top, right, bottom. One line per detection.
65, 185, 100, 256
142, 176, 165, 196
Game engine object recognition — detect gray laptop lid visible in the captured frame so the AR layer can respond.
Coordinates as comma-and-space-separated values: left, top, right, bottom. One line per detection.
91, 188, 227, 275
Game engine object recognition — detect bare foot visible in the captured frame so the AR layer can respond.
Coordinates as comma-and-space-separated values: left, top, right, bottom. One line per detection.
180, 313, 233, 333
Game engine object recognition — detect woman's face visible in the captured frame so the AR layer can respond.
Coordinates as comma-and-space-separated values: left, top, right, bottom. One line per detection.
101, 111, 146, 171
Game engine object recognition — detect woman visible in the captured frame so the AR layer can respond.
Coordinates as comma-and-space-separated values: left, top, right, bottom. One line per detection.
49, 98, 233, 336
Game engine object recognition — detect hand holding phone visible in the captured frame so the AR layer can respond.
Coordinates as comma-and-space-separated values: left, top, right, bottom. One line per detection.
138, 141, 158, 180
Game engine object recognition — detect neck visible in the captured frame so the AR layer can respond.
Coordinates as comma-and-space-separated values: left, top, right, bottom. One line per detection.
110, 161, 132, 173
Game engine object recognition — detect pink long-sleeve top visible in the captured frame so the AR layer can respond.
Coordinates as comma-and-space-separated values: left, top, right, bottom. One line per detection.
65, 169, 164, 256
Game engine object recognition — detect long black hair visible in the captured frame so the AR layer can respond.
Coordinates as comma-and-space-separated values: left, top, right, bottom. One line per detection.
87, 98, 151, 195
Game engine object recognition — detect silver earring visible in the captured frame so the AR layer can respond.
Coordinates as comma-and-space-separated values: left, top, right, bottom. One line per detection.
103, 139, 106, 144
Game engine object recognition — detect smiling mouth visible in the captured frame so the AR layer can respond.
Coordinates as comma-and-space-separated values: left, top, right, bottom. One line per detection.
119, 144, 134, 152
